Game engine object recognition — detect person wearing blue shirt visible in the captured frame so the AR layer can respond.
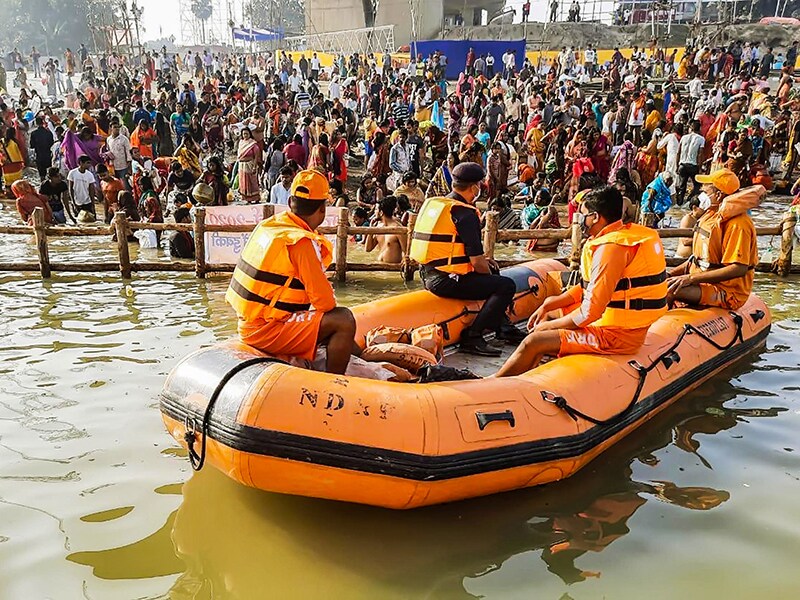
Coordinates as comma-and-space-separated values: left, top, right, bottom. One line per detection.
252, 74, 267, 103
592, 97, 604, 128
640, 172, 674, 228
132, 101, 151, 126
179, 85, 197, 112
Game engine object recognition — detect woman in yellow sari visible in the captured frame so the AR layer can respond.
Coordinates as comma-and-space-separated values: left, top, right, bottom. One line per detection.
525, 117, 545, 170
174, 136, 202, 179
677, 55, 690, 79
635, 130, 660, 189
1, 128, 24, 196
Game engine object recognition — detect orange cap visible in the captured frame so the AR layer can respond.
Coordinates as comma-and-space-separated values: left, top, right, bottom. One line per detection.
695, 168, 740, 195
290, 169, 329, 201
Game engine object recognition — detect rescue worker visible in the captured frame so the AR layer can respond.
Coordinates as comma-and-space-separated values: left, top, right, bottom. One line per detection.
410, 162, 526, 357
666, 168, 759, 310
493, 186, 668, 377
225, 170, 358, 374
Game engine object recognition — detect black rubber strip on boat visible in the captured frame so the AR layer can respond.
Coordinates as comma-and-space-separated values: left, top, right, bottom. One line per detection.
159, 326, 769, 481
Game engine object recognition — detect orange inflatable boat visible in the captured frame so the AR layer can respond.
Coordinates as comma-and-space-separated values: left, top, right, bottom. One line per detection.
160, 259, 771, 509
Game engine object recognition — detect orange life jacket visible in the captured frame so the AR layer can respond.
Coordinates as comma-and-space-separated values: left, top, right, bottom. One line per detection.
690, 185, 764, 272
225, 211, 333, 321
409, 196, 481, 275
580, 222, 668, 329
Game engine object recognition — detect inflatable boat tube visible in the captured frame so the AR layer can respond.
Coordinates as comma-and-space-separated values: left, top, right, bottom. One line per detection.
160, 259, 771, 508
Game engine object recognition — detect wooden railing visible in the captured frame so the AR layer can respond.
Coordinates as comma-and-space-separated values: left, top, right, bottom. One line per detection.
0, 206, 796, 280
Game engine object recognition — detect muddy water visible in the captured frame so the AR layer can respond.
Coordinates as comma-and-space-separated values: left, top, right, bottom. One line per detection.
0, 203, 799, 599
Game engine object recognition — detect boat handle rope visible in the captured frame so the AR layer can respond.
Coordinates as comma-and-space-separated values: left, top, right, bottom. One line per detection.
434, 285, 541, 341
541, 312, 745, 427
435, 307, 479, 341
185, 356, 287, 471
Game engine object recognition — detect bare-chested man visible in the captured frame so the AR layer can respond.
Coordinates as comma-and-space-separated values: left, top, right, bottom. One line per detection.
365, 196, 407, 264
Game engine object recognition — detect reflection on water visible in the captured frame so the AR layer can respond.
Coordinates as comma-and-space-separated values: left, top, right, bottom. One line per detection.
0, 260, 798, 598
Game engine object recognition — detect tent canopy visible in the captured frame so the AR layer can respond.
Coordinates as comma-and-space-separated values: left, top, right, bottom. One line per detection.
232, 27, 283, 42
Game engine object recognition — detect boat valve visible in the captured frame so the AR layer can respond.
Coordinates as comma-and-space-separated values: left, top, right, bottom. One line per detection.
661, 350, 681, 370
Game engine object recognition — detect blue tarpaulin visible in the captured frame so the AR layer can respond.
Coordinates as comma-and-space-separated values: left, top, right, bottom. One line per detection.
410, 39, 526, 80
232, 27, 283, 42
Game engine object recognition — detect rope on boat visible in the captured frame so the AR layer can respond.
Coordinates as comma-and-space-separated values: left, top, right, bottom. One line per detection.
185, 356, 287, 471
542, 313, 746, 427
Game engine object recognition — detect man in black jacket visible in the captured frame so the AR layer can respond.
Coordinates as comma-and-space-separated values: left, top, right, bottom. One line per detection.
29, 118, 54, 179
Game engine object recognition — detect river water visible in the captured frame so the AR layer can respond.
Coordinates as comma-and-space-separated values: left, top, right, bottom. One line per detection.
0, 200, 799, 599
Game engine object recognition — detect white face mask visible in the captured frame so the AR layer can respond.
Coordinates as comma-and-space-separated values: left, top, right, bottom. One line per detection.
698, 192, 712, 210
473, 184, 482, 201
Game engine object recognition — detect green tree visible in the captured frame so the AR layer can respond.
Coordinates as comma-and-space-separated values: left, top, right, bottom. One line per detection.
0, 0, 101, 55
243, 0, 305, 36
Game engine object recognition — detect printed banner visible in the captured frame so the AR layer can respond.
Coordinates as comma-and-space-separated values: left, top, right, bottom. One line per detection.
204, 204, 339, 266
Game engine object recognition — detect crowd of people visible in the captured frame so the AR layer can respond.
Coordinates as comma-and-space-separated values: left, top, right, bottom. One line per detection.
0, 38, 794, 261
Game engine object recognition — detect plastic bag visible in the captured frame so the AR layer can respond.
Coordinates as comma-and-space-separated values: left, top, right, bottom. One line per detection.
134, 228, 158, 249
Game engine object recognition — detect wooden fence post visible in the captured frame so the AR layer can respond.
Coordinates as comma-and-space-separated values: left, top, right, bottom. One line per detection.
32, 207, 50, 278
568, 213, 584, 271
776, 211, 797, 277
262, 204, 274, 220
194, 207, 207, 279
113, 211, 132, 279
335, 206, 349, 283
402, 211, 417, 282
483, 210, 498, 260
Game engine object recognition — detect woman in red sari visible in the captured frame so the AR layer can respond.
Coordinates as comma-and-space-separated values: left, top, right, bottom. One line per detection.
331, 129, 349, 188
368, 131, 391, 184
589, 128, 611, 180
202, 104, 224, 152
308, 132, 331, 176
564, 129, 590, 201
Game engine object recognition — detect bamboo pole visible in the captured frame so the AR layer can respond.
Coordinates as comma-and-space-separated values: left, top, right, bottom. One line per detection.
50, 262, 120, 272
335, 206, 349, 283
402, 212, 418, 282
0, 225, 110, 235
568, 218, 583, 271
194, 207, 207, 279
348, 226, 408, 235
203, 223, 253, 233
776, 212, 797, 277
113, 211, 132, 279
0, 216, 781, 240
0, 213, 797, 279
483, 211, 498, 259
133, 262, 196, 272
0, 225, 33, 235
128, 221, 193, 232
0, 262, 40, 271
405, 212, 417, 249
32, 208, 51, 278
497, 228, 572, 242
343, 262, 404, 271
44, 226, 113, 236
